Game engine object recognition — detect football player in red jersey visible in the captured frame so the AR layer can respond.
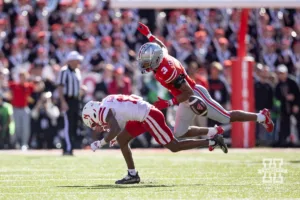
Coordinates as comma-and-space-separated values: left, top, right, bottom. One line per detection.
136, 22, 274, 140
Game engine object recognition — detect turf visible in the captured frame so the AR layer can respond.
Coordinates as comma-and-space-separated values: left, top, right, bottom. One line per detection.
0, 149, 300, 200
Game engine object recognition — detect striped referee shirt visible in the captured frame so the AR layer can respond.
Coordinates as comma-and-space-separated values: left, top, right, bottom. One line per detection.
56, 66, 81, 98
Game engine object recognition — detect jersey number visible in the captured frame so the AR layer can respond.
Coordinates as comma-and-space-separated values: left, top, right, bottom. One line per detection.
161, 67, 168, 74
116, 95, 138, 104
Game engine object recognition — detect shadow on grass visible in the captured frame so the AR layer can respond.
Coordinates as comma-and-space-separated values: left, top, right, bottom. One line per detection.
289, 160, 300, 164
57, 184, 179, 189
57, 182, 254, 190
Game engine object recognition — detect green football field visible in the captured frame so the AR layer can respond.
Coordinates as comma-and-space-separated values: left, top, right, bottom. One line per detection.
0, 149, 300, 200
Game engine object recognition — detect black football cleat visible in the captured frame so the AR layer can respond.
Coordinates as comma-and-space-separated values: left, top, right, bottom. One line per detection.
115, 172, 140, 184
210, 134, 228, 154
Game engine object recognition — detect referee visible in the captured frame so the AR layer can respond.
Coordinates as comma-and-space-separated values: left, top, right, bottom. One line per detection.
57, 51, 83, 155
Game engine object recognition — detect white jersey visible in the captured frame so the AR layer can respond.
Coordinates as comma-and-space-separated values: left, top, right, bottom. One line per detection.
98, 94, 152, 129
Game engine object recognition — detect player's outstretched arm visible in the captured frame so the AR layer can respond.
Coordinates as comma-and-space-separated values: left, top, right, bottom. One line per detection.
137, 22, 167, 50
104, 109, 121, 143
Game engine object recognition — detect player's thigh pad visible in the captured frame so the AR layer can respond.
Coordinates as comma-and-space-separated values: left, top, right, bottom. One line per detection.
144, 108, 174, 145
193, 85, 230, 124
174, 102, 195, 137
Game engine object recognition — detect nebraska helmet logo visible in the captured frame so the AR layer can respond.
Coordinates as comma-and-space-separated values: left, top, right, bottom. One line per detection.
83, 114, 90, 119
197, 103, 203, 110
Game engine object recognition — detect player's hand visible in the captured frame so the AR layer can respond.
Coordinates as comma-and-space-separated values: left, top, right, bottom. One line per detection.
137, 22, 151, 37
93, 125, 109, 132
110, 139, 118, 147
153, 97, 170, 110
90, 140, 101, 152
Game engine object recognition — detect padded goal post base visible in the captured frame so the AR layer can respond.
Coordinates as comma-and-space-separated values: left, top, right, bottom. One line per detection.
231, 57, 256, 148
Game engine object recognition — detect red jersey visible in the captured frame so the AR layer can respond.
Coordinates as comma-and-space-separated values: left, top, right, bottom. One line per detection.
154, 53, 196, 96
9, 82, 34, 108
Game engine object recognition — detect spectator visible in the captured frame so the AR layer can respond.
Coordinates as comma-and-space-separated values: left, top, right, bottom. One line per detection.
0, 94, 13, 149
174, 37, 195, 67
0, 68, 10, 101
223, 60, 233, 88
111, 19, 126, 41
194, 31, 209, 65
77, 39, 93, 72
94, 64, 113, 101
277, 39, 294, 74
98, 10, 112, 37
53, 38, 68, 65
91, 36, 114, 65
187, 62, 209, 89
291, 40, 300, 82
275, 65, 300, 146
261, 41, 278, 71
31, 92, 60, 149
108, 68, 132, 95
207, 37, 232, 65
207, 62, 229, 126
255, 65, 274, 145
9, 71, 34, 150
122, 10, 138, 49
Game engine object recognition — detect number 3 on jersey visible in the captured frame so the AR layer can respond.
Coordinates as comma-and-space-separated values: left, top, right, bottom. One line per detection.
161, 67, 168, 74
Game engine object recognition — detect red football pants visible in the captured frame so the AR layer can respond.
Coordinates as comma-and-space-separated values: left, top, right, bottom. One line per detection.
125, 107, 174, 145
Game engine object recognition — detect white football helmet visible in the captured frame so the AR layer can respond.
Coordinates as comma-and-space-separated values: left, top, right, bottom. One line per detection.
137, 42, 163, 74
82, 101, 101, 129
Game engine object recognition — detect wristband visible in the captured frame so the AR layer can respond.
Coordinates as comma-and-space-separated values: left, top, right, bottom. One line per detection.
168, 98, 178, 106
147, 34, 155, 42
100, 139, 107, 147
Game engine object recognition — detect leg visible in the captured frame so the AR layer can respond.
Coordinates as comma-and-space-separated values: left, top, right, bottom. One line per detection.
68, 110, 78, 153
13, 108, 21, 147
174, 102, 196, 137
230, 110, 257, 122
180, 126, 209, 138
145, 108, 227, 153
164, 138, 208, 152
115, 121, 142, 184
22, 107, 31, 147
116, 129, 135, 170
194, 85, 273, 132
194, 85, 231, 124
63, 111, 72, 154
174, 102, 211, 138
174, 101, 222, 139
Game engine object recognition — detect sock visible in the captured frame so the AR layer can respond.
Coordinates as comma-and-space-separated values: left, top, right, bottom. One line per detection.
256, 113, 266, 123
207, 128, 217, 138
128, 169, 136, 176
209, 140, 216, 146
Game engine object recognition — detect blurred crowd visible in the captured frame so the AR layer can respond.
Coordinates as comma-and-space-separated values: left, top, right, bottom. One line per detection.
0, 0, 300, 149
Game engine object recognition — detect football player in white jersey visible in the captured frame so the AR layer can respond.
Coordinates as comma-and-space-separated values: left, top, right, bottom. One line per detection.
82, 94, 227, 184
